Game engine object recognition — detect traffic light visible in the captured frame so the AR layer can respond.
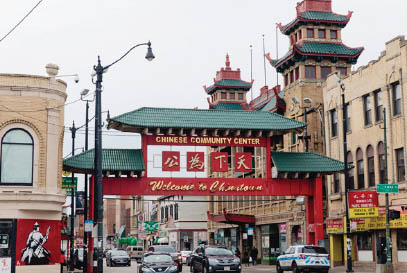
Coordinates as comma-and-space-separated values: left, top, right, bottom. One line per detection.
389, 210, 401, 220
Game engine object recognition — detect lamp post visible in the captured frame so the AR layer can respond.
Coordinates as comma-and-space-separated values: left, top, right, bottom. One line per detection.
302, 97, 312, 152
92, 41, 155, 273
69, 121, 77, 272
333, 73, 353, 272
80, 88, 93, 273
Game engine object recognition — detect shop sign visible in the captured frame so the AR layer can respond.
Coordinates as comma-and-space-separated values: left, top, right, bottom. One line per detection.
243, 233, 248, 240
350, 207, 407, 231
84, 220, 93, 233
262, 236, 270, 248
0, 235, 8, 248
248, 227, 254, 236
279, 224, 287, 233
0, 257, 11, 273
326, 218, 344, 234
348, 191, 379, 219
148, 135, 266, 147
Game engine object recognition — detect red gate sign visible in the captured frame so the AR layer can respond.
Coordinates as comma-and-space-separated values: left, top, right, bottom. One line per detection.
348, 191, 379, 218
235, 153, 252, 172
187, 152, 205, 172
162, 151, 180, 172
211, 152, 228, 172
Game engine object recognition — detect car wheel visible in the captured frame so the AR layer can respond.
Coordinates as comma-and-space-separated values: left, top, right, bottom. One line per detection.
276, 262, 283, 273
292, 262, 299, 273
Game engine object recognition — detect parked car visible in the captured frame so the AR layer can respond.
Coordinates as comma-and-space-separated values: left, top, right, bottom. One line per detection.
190, 245, 241, 273
106, 249, 131, 267
139, 252, 179, 273
276, 245, 330, 273
127, 245, 145, 261
148, 245, 182, 272
181, 251, 192, 264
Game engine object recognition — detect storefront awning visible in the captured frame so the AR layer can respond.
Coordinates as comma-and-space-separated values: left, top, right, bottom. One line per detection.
207, 208, 255, 225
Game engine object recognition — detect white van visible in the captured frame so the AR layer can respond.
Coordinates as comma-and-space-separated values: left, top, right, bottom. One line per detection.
126, 246, 144, 261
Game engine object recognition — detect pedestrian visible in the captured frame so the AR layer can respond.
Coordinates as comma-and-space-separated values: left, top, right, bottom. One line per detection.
235, 247, 241, 258
243, 249, 250, 267
60, 250, 65, 273
250, 246, 258, 266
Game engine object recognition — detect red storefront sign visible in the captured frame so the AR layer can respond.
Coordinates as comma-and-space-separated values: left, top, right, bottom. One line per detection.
187, 152, 205, 172
211, 152, 229, 172
348, 191, 379, 218
147, 135, 266, 147
235, 153, 252, 172
162, 151, 180, 172
327, 218, 344, 233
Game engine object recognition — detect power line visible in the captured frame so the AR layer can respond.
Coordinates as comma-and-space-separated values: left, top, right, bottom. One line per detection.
0, 0, 45, 44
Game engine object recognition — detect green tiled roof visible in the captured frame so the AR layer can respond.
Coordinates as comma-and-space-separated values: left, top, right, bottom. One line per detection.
63, 149, 145, 173
281, 11, 349, 34
270, 49, 294, 67
272, 152, 353, 173
206, 79, 252, 94
108, 107, 306, 131
297, 42, 363, 56
212, 103, 245, 111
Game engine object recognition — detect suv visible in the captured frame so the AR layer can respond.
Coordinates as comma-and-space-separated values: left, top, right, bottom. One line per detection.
276, 245, 329, 273
148, 245, 182, 272
139, 252, 179, 273
190, 246, 241, 273
127, 245, 144, 261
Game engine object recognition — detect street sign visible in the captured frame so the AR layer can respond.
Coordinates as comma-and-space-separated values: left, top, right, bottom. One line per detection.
377, 184, 399, 194
143, 221, 159, 232
85, 220, 93, 232
62, 177, 77, 196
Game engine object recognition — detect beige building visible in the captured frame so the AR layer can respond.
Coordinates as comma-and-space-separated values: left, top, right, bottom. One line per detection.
324, 36, 407, 269
0, 65, 67, 273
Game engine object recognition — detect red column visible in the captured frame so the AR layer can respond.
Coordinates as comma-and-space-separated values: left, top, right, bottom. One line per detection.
313, 177, 324, 245
306, 195, 315, 245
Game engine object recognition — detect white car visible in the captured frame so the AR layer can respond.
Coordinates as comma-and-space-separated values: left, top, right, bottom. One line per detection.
276, 245, 330, 273
180, 251, 191, 264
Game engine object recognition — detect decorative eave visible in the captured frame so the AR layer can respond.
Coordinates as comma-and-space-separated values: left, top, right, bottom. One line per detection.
278, 10, 353, 35
266, 42, 364, 72
207, 208, 255, 225
204, 79, 253, 95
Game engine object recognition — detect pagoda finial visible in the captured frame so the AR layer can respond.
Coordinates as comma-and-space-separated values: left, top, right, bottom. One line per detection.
225, 53, 231, 70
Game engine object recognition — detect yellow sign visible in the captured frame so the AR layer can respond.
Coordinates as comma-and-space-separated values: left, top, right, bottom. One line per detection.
351, 214, 407, 231
62, 171, 71, 177
349, 207, 379, 219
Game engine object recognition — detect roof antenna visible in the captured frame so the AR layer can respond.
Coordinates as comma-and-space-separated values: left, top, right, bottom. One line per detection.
262, 34, 267, 87
250, 45, 253, 102
275, 25, 279, 86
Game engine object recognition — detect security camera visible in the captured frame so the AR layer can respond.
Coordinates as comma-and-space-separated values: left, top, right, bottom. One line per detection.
74, 75, 80, 83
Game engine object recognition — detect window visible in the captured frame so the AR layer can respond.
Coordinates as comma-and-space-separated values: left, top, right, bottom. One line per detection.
298, 30, 302, 40
392, 82, 402, 116
344, 103, 351, 132
284, 74, 289, 86
367, 145, 375, 187
295, 66, 300, 80
363, 95, 372, 126
397, 229, 407, 250
221, 92, 227, 99
170, 205, 173, 217
305, 66, 316, 79
292, 132, 297, 145
307, 28, 314, 38
330, 109, 338, 137
336, 67, 347, 76
161, 207, 164, 220
0, 220, 13, 257
330, 30, 338, 39
238, 93, 244, 100
332, 173, 340, 193
378, 142, 385, 184
396, 148, 405, 182
1, 129, 33, 185
174, 204, 178, 220
165, 206, 168, 219
356, 148, 365, 189
347, 152, 355, 190
374, 90, 384, 122
229, 93, 235, 100
357, 232, 372, 250
321, 66, 331, 79
290, 70, 294, 83
318, 29, 326, 39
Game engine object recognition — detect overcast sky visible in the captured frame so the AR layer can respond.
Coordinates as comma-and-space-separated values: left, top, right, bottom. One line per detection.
0, 0, 406, 190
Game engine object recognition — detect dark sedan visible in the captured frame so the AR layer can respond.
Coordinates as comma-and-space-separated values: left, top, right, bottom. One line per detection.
190, 246, 241, 273
140, 252, 179, 273
106, 249, 131, 267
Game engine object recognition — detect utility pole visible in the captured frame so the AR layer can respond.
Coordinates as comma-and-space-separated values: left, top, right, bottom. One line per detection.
84, 99, 90, 273
69, 121, 77, 271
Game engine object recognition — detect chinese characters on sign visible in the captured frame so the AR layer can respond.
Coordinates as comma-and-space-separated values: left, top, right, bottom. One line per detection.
348, 191, 379, 219
187, 152, 205, 172
162, 151, 180, 172
211, 152, 228, 172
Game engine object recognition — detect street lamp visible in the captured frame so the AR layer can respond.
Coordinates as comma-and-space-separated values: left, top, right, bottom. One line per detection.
80, 88, 94, 273
92, 41, 155, 273
302, 98, 312, 152
333, 72, 353, 273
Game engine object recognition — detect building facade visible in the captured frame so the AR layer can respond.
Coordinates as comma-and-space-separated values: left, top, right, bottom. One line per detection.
0, 64, 67, 273
324, 36, 407, 268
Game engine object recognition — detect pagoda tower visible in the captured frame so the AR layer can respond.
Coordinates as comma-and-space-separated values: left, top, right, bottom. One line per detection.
267, 0, 363, 153
204, 54, 253, 110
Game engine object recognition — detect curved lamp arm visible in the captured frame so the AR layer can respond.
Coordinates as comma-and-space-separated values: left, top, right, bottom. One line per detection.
104, 41, 153, 70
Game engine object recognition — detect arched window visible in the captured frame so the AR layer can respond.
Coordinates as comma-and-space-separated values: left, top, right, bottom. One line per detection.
367, 145, 375, 187
377, 142, 385, 184
347, 151, 354, 190
1, 129, 33, 185
356, 148, 365, 189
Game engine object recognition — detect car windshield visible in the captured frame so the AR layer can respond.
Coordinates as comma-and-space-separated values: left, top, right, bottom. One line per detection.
302, 246, 328, 254
144, 254, 173, 263
112, 250, 128, 256
205, 248, 233, 256
181, 251, 191, 255
153, 246, 176, 253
